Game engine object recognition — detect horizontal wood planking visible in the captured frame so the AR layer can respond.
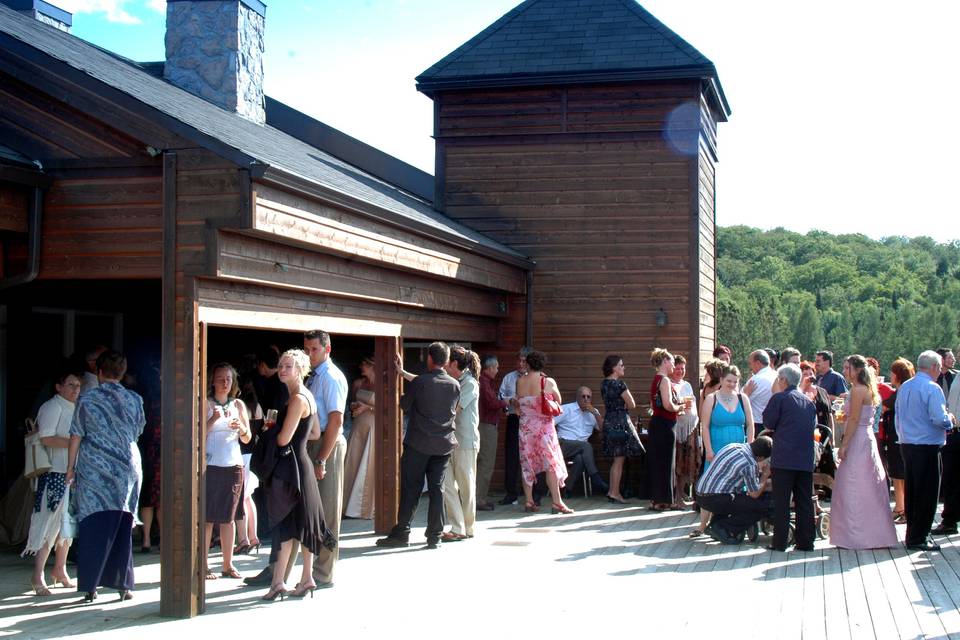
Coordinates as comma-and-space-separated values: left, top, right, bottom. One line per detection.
0, 185, 27, 232
216, 231, 508, 318
253, 183, 526, 294
38, 174, 162, 278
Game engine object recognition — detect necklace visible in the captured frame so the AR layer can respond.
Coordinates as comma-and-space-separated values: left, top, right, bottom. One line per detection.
213, 396, 231, 410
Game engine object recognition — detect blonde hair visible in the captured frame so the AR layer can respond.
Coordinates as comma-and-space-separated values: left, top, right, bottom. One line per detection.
845, 354, 880, 405
280, 349, 312, 380
650, 348, 673, 369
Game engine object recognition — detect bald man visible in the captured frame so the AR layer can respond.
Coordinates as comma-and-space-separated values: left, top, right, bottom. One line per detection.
554, 386, 609, 495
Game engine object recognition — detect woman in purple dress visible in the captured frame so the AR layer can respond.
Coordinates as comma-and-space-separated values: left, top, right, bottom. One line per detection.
829, 355, 898, 549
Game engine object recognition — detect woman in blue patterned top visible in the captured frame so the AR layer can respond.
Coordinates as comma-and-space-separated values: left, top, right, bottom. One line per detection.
66, 350, 144, 603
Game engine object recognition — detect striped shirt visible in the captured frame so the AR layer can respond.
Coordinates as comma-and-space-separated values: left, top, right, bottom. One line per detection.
696, 442, 759, 495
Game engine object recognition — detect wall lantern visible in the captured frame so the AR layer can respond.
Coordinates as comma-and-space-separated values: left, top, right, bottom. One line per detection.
656, 307, 668, 328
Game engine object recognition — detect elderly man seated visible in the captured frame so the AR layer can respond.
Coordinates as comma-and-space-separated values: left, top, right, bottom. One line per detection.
695, 436, 773, 544
554, 386, 609, 496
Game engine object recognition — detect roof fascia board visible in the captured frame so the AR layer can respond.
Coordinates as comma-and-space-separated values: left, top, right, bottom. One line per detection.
257, 167, 535, 271
0, 32, 261, 170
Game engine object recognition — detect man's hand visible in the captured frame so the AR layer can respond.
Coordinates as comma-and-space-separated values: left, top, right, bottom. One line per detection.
394, 352, 403, 371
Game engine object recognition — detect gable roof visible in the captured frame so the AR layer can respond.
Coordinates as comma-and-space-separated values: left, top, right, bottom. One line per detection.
0, 4, 532, 267
417, 0, 729, 119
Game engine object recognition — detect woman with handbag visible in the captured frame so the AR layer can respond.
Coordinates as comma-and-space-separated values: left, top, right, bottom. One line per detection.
601, 355, 642, 503
515, 350, 572, 514
23, 369, 82, 595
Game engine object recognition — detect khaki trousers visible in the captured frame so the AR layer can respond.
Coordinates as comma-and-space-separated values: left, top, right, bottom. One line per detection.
442, 447, 478, 536
475, 422, 498, 504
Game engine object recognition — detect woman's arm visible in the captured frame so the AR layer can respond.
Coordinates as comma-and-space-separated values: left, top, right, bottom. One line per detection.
277, 395, 306, 447
701, 394, 715, 460
620, 384, 637, 410
65, 434, 82, 485
205, 399, 219, 431
40, 436, 71, 448
659, 376, 682, 413
235, 399, 252, 444
545, 377, 562, 406
743, 395, 755, 442
839, 388, 865, 459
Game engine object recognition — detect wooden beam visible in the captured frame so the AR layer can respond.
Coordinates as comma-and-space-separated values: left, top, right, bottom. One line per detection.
374, 336, 401, 535
197, 304, 401, 337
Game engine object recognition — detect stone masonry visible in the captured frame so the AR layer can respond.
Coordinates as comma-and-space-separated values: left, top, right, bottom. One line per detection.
164, 0, 265, 124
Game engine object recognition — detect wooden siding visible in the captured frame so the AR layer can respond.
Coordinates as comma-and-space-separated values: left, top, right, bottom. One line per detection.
37, 172, 163, 278
697, 136, 718, 370
0, 184, 26, 233
252, 183, 527, 295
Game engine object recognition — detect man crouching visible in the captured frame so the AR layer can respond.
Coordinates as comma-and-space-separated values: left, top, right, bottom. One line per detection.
695, 436, 773, 544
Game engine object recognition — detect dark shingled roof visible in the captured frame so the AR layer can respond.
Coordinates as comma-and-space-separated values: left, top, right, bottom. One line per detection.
0, 4, 531, 266
417, 0, 729, 118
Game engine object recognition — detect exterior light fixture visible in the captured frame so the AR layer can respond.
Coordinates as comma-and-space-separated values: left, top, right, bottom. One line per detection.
656, 307, 668, 328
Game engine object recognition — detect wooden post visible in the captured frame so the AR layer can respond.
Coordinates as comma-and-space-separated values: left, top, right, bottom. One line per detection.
373, 336, 400, 535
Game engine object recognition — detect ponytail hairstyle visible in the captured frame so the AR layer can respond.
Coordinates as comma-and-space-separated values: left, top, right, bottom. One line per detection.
650, 347, 673, 369
845, 354, 880, 406
449, 345, 481, 376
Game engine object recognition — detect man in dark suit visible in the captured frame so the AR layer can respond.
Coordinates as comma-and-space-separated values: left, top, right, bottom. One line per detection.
377, 342, 461, 550
763, 363, 817, 551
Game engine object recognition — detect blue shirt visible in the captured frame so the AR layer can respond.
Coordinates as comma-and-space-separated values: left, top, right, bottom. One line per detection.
696, 443, 760, 495
69, 382, 145, 521
816, 369, 848, 397
763, 386, 817, 472
306, 358, 349, 432
895, 371, 952, 445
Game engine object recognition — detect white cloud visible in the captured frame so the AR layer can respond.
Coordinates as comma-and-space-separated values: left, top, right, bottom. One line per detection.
57, 0, 141, 24
146, 0, 166, 14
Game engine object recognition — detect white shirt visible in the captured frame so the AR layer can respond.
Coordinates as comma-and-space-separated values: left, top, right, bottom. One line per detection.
205, 399, 244, 467
499, 370, 523, 416
745, 367, 778, 422
673, 380, 699, 440
948, 377, 960, 418
36, 394, 75, 473
554, 402, 598, 441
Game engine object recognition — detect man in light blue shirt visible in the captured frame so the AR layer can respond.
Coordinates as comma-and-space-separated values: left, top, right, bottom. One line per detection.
896, 350, 958, 551
304, 330, 349, 586
554, 386, 608, 495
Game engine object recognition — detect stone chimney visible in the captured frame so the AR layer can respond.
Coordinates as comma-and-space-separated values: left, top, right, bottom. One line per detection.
0, 0, 72, 31
164, 0, 266, 125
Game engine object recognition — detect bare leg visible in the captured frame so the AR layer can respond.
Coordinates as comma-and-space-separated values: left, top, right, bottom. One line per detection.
893, 479, 905, 514
203, 522, 214, 573
234, 517, 248, 548
608, 457, 625, 499
298, 546, 315, 589
140, 506, 154, 549
50, 538, 73, 586
271, 540, 293, 590
246, 495, 259, 545
522, 479, 534, 507
546, 469, 568, 509
220, 522, 236, 572
31, 542, 52, 589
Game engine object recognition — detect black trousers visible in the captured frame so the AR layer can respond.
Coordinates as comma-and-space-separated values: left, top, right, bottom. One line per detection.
771, 468, 814, 550
503, 413, 520, 497
77, 511, 135, 594
646, 416, 676, 504
389, 446, 450, 543
697, 493, 769, 538
939, 435, 960, 528
901, 443, 942, 544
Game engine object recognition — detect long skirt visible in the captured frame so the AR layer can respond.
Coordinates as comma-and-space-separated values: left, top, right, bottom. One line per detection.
77, 510, 134, 593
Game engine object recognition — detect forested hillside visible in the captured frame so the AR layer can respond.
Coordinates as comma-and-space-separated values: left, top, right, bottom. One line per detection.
716, 226, 960, 372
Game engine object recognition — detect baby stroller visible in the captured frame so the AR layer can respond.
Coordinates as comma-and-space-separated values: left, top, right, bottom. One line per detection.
750, 424, 833, 544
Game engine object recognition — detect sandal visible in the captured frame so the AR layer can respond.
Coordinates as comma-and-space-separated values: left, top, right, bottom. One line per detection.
221, 567, 242, 579
551, 503, 574, 515
51, 574, 75, 588
205, 570, 218, 581
440, 532, 467, 542
689, 528, 705, 538
523, 501, 540, 513
32, 583, 52, 597
893, 511, 907, 525
233, 543, 250, 555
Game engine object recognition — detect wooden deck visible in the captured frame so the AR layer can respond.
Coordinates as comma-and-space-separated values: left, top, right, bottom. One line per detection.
1, 498, 958, 639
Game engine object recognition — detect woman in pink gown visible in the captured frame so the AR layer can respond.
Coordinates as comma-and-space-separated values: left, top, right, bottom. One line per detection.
515, 350, 572, 515
829, 355, 898, 549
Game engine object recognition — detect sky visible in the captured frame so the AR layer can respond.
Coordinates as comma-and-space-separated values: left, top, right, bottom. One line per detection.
54, 0, 960, 242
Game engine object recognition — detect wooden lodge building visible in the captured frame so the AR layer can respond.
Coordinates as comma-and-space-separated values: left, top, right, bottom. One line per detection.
0, 0, 728, 618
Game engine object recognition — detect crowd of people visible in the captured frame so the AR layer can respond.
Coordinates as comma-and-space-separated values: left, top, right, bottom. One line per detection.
19, 332, 960, 602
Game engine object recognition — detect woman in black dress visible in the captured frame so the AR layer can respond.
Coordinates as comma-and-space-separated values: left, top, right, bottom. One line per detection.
601, 355, 641, 503
265, 349, 334, 601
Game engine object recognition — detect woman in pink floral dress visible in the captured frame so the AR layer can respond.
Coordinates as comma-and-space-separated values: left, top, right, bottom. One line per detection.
515, 350, 572, 514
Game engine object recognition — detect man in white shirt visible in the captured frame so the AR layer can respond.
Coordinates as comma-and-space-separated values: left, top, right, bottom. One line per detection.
743, 349, 778, 433
497, 347, 530, 505
554, 386, 609, 495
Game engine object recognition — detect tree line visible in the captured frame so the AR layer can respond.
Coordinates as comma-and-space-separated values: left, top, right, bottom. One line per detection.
716, 226, 960, 374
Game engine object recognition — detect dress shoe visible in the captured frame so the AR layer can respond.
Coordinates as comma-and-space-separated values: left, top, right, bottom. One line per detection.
243, 566, 273, 587
375, 536, 408, 548
931, 524, 958, 535
425, 539, 441, 550
476, 501, 495, 512
906, 539, 941, 551
498, 495, 518, 506
315, 581, 334, 590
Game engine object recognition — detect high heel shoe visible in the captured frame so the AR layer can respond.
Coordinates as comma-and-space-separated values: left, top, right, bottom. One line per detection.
551, 503, 575, 515
233, 542, 250, 555
249, 540, 261, 555
118, 590, 133, 601
289, 583, 316, 599
523, 501, 540, 513
83, 591, 97, 603
31, 583, 52, 597
51, 575, 76, 588
262, 585, 288, 601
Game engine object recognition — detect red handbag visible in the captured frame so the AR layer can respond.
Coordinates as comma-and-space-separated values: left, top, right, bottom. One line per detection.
540, 374, 562, 417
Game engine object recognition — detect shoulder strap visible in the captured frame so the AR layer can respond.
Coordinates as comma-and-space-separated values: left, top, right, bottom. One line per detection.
738, 393, 745, 412
540, 373, 546, 392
